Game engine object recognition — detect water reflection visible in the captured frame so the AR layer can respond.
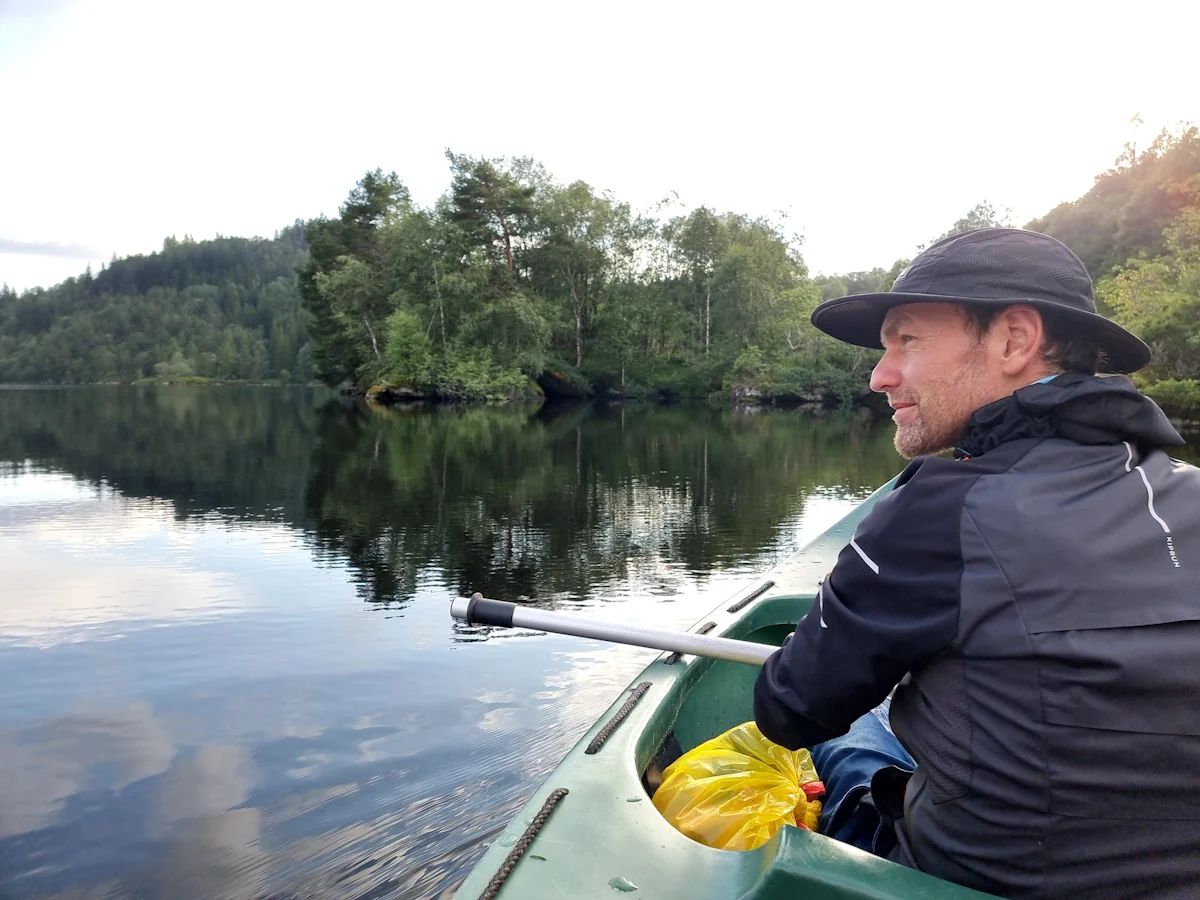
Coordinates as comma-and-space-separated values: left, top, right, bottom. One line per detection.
304, 401, 900, 610
0, 387, 910, 898
0, 483, 247, 647
0, 703, 174, 837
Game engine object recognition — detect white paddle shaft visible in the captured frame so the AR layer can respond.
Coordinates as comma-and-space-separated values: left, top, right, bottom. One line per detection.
449, 594, 775, 666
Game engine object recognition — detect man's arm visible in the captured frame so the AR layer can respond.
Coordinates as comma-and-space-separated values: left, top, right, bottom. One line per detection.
753, 459, 968, 750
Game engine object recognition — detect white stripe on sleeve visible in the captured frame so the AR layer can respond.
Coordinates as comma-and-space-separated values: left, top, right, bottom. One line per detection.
850, 538, 880, 574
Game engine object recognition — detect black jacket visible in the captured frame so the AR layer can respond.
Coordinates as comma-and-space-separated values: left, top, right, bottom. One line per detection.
755, 373, 1200, 899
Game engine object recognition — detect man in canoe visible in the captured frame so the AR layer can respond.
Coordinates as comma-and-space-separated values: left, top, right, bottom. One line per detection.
754, 228, 1200, 899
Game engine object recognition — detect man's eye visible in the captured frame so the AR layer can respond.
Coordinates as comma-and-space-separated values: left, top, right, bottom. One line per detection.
900, 334, 916, 344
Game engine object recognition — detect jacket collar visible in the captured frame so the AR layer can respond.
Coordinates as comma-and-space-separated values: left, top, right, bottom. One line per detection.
954, 372, 1185, 460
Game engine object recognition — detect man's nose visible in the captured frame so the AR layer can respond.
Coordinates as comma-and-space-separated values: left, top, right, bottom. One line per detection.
870, 352, 900, 394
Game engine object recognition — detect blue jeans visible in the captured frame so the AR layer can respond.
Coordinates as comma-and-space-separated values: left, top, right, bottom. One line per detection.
809, 697, 915, 857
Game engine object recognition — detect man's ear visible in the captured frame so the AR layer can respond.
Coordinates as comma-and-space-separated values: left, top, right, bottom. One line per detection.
995, 305, 1045, 376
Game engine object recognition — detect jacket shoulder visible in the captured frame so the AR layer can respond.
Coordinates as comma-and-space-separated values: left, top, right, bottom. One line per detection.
884, 445, 1024, 512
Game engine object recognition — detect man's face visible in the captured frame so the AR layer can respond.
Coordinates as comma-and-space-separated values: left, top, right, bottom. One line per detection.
870, 303, 995, 459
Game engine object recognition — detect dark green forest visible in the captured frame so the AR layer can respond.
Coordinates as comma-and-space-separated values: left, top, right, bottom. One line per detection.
3, 126, 1199, 413
0, 227, 310, 384
298, 157, 902, 406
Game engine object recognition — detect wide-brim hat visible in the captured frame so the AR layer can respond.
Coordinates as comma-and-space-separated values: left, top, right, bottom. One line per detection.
810, 228, 1151, 374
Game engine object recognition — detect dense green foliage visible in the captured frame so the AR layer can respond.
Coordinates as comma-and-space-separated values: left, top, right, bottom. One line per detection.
0, 228, 310, 383
1098, 205, 1200, 377
300, 155, 821, 401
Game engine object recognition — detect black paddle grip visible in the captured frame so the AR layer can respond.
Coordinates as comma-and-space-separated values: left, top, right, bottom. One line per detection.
466, 593, 516, 627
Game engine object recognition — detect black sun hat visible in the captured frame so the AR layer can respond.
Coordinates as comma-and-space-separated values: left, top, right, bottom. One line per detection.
810, 228, 1151, 374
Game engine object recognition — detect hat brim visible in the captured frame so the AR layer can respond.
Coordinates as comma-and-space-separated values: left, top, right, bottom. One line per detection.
810, 292, 1151, 375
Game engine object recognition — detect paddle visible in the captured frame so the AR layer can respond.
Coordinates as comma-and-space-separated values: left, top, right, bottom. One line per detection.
449, 593, 775, 666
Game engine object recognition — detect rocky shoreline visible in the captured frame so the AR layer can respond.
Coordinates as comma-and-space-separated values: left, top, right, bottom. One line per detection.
353, 371, 892, 416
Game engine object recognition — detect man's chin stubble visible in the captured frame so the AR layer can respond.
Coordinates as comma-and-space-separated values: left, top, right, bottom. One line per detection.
893, 425, 955, 460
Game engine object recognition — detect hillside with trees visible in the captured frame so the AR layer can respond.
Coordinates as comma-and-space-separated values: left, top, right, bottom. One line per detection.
0, 226, 310, 383
1029, 126, 1200, 417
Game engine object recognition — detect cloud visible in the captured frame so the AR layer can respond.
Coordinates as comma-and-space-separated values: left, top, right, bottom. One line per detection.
0, 238, 102, 258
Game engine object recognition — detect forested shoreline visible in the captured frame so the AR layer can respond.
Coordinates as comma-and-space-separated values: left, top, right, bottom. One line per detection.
2, 127, 1198, 416
298, 157, 865, 407
0, 228, 311, 384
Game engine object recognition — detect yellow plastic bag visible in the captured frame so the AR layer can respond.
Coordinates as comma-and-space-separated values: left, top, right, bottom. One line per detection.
652, 721, 824, 851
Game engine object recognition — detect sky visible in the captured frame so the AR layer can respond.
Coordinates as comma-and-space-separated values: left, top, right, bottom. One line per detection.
1, 0, 1197, 292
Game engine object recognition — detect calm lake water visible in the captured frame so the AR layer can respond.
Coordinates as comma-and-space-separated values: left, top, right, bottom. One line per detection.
1, 387, 1189, 899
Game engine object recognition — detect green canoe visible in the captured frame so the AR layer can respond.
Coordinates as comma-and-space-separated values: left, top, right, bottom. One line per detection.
456, 484, 994, 899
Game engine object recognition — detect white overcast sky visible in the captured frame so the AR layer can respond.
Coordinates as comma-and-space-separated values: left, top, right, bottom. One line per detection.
1, 0, 1196, 292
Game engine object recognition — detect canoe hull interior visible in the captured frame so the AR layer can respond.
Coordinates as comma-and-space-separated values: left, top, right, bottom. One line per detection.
456, 483, 994, 899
